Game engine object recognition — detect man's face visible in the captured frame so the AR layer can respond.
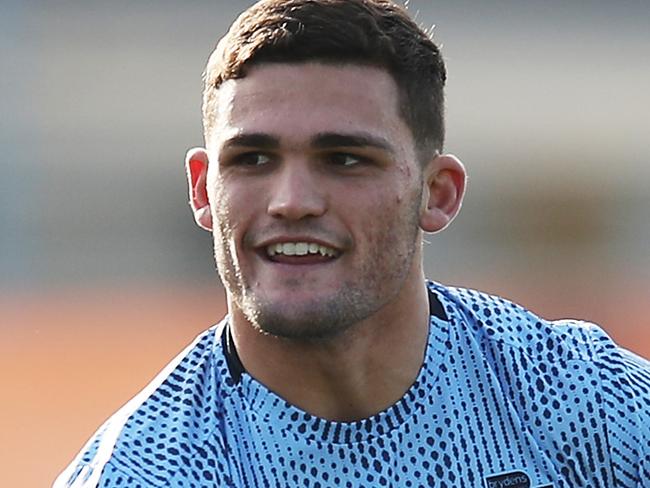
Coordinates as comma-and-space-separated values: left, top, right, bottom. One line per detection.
205, 63, 427, 340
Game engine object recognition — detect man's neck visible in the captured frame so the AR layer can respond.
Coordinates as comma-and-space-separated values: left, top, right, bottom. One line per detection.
228, 272, 431, 422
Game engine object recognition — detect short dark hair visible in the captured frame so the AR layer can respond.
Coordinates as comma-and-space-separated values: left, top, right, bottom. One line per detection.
203, 0, 447, 161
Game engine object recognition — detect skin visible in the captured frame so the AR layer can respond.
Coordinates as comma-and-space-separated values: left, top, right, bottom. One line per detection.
186, 62, 466, 421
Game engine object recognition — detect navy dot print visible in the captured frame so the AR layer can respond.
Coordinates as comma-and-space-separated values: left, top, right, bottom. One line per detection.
55, 281, 650, 487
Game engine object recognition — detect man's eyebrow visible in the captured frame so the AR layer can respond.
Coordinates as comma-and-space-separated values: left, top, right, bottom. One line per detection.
220, 132, 395, 154
221, 133, 280, 150
311, 132, 395, 154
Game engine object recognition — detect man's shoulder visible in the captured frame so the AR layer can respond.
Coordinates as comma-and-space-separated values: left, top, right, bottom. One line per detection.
54, 321, 231, 488
430, 281, 650, 481
429, 281, 616, 363
429, 280, 650, 408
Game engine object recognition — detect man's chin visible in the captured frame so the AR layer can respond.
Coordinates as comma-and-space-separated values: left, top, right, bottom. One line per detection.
251, 307, 352, 342
240, 294, 358, 342
237, 281, 386, 342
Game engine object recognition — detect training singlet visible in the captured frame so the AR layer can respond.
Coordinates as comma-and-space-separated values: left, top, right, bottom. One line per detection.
55, 282, 650, 487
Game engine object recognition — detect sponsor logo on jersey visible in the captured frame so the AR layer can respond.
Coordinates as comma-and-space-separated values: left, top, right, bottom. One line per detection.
485, 470, 530, 488
484, 470, 554, 488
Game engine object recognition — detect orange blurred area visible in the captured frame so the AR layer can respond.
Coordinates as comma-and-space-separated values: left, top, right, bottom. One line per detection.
0, 285, 226, 488
1, 280, 648, 487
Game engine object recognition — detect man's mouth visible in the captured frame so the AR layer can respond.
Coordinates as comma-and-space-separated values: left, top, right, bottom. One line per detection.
264, 241, 341, 263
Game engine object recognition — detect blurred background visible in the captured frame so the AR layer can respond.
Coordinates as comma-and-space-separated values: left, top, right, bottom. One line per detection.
1, 0, 648, 485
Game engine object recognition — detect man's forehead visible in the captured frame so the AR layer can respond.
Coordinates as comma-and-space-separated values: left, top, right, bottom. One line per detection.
210, 62, 408, 146
222, 61, 397, 93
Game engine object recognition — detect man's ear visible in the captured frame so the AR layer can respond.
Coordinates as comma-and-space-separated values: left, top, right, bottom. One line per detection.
185, 147, 213, 231
419, 154, 467, 233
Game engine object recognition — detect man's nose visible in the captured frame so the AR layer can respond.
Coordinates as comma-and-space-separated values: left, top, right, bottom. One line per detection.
267, 162, 327, 220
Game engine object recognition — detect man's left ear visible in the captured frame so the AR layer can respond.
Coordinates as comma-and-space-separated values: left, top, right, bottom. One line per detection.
419, 154, 467, 233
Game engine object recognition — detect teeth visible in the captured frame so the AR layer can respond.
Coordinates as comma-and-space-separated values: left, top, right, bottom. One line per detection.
295, 242, 309, 256
283, 243, 296, 255
266, 242, 339, 258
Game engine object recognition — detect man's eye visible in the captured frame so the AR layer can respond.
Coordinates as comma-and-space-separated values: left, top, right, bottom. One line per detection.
329, 153, 363, 167
234, 153, 272, 166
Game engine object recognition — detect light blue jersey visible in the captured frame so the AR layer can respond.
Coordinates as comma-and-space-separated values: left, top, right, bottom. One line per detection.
55, 282, 650, 487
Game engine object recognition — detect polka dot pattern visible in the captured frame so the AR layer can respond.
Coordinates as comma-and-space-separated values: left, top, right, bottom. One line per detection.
57, 281, 650, 487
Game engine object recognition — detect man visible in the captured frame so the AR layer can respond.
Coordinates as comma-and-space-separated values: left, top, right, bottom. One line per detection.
56, 0, 649, 486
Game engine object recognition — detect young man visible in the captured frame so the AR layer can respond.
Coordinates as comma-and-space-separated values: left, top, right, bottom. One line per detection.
56, 1, 649, 486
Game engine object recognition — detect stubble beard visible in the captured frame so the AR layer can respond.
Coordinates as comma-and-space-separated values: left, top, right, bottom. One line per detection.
213, 189, 423, 342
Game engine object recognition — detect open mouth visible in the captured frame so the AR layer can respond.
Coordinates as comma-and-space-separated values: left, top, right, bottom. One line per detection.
263, 241, 341, 264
